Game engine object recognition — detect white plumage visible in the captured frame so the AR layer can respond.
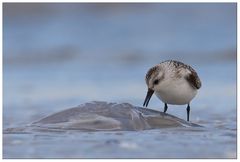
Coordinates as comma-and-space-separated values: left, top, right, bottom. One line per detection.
143, 60, 201, 121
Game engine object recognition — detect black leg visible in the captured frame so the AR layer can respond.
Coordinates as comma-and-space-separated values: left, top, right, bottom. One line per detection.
186, 104, 190, 121
164, 103, 168, 113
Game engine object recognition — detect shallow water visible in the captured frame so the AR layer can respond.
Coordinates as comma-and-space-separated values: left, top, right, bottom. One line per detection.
3, 125, 236, 158
3, 3, 237, 158
4, 102, 235, 158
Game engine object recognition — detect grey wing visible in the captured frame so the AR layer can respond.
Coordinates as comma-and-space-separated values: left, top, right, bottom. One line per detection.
185, 71, 202, 89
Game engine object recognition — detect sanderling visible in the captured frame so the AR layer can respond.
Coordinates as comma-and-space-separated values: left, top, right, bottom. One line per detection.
143, 60, 201, 121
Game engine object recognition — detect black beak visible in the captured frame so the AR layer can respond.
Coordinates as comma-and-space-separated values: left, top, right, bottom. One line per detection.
143, 88, 154, 107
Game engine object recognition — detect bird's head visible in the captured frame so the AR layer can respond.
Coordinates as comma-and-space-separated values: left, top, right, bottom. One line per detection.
143, 65, 165, 107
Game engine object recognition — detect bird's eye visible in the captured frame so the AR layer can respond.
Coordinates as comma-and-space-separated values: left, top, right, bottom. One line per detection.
153, 79, 159, 85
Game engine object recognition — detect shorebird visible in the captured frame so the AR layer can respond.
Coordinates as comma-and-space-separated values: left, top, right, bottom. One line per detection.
143, 60, 201, 121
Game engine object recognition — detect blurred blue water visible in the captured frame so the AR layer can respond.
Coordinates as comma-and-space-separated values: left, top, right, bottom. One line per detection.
3, 3, 236, 62
3, 3, 236, 158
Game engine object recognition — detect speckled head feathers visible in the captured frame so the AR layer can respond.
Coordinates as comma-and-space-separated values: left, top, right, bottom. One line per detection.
145, 60, 201, 90
145, 65, 160, 85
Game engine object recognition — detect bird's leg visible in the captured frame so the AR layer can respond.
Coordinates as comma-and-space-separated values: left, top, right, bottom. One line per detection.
186, 104, 190, 121
164, 103, 168, 113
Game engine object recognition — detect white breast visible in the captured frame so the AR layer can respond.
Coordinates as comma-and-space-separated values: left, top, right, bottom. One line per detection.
155, 77, 197, 105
